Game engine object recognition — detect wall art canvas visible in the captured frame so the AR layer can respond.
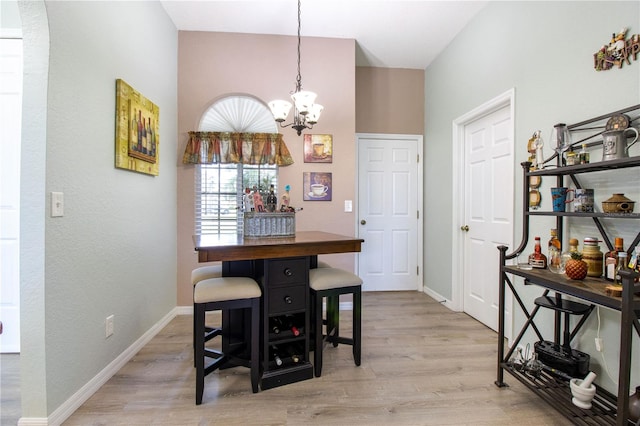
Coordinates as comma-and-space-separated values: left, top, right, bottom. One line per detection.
303, 134, 333, 163
303, 172, 332, 201
115, 79, 160, 176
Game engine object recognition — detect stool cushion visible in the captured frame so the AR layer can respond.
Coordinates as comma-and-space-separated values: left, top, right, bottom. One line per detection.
191, 264, 222, 285
309, 268, 363, 291
194, 277, 261, 303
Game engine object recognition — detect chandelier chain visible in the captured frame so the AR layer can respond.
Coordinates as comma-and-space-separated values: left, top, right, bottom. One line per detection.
295, 0, 302, 92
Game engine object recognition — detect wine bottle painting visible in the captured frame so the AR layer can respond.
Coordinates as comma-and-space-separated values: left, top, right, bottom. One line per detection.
115, 79, 160, 176
129, 103, 158, 163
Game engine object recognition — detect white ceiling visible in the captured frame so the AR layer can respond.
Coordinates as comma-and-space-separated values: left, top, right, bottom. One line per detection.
160, 0, 489, 69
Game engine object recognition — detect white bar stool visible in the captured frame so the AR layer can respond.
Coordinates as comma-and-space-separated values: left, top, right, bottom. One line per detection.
193, 276, 261, 404
309, 267, 363, 377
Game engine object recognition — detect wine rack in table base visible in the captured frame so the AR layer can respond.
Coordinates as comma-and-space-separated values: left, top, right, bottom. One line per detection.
495, 105, 640, 426
258, 257, 313, 390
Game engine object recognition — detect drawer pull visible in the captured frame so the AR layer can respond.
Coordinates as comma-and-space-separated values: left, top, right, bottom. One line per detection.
284, 296, 293, 304
283, 268, 293, 277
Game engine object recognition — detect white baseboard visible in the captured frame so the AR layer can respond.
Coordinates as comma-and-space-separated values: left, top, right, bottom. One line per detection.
422, 286, 456, 311
20, 308, 179, 426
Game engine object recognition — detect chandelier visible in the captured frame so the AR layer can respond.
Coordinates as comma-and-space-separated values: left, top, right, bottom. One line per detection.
268, 0, 323, 136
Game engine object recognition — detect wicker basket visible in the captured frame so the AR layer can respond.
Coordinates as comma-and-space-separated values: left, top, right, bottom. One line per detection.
243, 212, 295, 238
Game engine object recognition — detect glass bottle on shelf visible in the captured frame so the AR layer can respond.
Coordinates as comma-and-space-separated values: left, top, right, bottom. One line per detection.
604, 237, 624, 281
565, 147, 578, 166
628, 247, 640, 283
582, 237, 603, 277
548, 229, 563, 273
559, 238, 579, 273
528, 236, 548, 269
579, 143, 590, 164
613, 252, 629, 286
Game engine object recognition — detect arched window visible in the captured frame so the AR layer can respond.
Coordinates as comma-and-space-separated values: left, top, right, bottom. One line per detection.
195, 95, 278, 236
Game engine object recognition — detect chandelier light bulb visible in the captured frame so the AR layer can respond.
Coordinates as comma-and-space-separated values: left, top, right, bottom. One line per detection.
306, 104, 323, 125
291, 90, 317, 115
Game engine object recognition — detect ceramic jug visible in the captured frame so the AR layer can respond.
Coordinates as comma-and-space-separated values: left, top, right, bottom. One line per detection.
602, 127, 639, 161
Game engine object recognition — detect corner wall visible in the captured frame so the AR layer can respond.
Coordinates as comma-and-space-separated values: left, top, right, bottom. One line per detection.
424, 1, 639, 392
19, 0, 178, 418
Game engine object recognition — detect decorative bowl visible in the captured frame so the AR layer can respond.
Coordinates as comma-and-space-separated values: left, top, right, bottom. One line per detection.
602, 193, 635, 213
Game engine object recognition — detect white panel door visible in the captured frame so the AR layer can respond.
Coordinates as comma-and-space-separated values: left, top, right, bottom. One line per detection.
462, 106, 513, 331
0, 38, 22, 353
357, 135, 421, 291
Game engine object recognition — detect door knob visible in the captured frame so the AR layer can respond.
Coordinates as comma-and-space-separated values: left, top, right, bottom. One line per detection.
360, 219, 366, 225
460, 225, 469, 232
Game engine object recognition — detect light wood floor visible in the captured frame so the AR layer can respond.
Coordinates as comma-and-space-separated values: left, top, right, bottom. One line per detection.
6, 292, 572, 425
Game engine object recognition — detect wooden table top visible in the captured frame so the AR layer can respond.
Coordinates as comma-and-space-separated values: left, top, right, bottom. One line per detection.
194, 231, 364, 262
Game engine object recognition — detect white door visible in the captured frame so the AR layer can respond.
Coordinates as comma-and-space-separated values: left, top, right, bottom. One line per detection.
460, 104, 514, 332
0, 38, 22, 353
357, 134, 422, 291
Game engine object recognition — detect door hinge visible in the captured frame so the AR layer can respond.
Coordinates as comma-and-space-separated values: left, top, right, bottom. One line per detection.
417, 154, 420, 163
417, 210, 419, 219
417, 266, 419, 275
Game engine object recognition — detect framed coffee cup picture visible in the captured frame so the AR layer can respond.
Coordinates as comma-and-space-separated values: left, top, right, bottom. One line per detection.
303, 172, 332, 201
303, 134, 333, 163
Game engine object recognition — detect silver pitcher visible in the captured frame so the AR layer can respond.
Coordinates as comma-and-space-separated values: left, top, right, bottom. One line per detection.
602, 127, 639, 161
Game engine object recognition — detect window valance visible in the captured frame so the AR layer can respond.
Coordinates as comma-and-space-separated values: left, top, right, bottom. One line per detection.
182, 131, 294, 166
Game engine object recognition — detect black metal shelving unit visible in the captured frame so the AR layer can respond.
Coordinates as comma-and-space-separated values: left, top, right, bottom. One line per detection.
495, 105, 640, 426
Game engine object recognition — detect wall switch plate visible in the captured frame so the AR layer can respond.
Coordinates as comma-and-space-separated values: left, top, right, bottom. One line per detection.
51, 192, 64, 217
106, 315, 114, 338
344, 200, 353, 212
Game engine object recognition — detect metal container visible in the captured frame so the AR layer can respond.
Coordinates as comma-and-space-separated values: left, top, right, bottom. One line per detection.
243, 212, 295, 238
601, 128, 639, 161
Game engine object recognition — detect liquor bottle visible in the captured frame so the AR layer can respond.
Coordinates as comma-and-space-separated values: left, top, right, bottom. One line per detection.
565, 148, 578, 166
613, 252, 629, 286
604, 237, 624, 281
548, 229, 562, 273
141, 113, 147, 154
528, 236, 548, 269
271, 345, 283, 366
579, 144, 590, 164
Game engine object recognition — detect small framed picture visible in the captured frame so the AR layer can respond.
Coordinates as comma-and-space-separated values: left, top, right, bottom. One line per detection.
303, 134, 332, 163
303, 172, 332, 201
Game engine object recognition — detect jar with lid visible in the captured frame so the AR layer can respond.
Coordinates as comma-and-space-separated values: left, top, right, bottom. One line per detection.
565, 148, 578, 166
582, 237, 603, 277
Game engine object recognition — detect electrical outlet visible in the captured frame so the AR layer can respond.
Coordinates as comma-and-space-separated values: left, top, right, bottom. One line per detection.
595, 337, 603, 352
106, 315, 114, 338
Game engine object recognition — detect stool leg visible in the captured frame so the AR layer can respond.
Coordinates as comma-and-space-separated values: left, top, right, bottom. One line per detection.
325, 295, 339, 347
353, 288, 362, 366
250, 298, 260, 393
313, 290, 324, 377
195, 303, 206, 405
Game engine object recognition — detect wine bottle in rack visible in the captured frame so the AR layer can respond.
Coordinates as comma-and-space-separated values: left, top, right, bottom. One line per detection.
270, 317, 283, 335
285, 343, 302, 363
285, 315, 300, 336
271, 345, 283, 367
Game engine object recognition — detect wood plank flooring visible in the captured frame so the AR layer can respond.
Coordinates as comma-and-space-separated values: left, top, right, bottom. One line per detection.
6, 292, 572, 425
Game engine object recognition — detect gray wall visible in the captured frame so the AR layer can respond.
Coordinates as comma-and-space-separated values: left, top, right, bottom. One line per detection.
19, 0, 178, 418
424, 1, 639, 392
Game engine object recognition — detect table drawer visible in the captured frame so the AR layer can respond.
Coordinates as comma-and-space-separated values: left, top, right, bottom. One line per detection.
267, 258, 307, 286
269, 285, 306, 314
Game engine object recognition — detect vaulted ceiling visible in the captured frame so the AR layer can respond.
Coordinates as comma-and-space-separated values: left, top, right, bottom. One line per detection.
160, 0, 489, 69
